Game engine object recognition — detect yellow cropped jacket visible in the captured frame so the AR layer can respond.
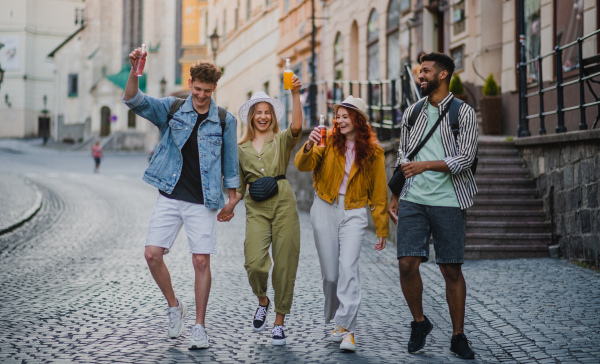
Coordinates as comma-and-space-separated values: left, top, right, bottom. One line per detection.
294, 141, 389, 237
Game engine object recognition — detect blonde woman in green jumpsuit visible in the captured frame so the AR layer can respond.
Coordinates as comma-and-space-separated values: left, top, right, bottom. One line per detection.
223, 76, 303, 345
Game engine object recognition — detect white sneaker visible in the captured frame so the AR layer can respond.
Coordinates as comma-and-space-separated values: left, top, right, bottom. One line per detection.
340, 332, 356, 352
271, 325, 286, 346
167, 298, 187, 338
331, 324, 347, 342
188, 324, 209, 350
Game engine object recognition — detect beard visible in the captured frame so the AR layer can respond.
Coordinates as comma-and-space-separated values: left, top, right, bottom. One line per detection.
420, 74, 440, 96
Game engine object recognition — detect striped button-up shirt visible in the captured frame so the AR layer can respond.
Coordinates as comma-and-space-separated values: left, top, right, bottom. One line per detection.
395, 92, 478, 209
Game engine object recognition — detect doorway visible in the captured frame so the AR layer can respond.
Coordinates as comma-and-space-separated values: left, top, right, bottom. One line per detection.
100, 106, 111, 137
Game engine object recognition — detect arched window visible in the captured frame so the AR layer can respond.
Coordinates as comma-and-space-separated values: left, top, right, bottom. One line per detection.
334, 32, 343, 80
333, 32, 344, 105
367, 9, 380, 81
387, 0, 400, 80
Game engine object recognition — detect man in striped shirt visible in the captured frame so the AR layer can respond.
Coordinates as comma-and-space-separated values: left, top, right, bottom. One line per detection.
388, 52, 478, 360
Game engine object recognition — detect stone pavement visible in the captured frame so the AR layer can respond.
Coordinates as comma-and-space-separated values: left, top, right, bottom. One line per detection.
0, 174, 42, 234
0, 150, 600, 363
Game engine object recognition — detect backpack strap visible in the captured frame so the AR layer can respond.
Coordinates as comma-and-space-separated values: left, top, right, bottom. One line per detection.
166, 98, 186, 123
217, 106, 227, 135
448, 98, 464, 141
407, 98, 426, 130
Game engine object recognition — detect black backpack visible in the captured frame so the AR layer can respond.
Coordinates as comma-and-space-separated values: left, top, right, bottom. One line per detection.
407, 98, 478, 174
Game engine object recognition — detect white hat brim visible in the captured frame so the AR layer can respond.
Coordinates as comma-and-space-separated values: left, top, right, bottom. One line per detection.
238, 97, 285, 125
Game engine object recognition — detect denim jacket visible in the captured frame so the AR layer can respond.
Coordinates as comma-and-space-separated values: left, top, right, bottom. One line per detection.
123, 90, 239, 209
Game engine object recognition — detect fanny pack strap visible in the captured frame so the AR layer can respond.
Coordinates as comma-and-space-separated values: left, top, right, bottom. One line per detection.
250, 175, 286, 185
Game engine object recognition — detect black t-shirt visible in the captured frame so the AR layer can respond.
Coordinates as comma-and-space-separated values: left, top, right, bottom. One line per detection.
160, 111, 208, 204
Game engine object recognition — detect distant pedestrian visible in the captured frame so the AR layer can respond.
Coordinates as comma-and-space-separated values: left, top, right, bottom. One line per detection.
388, 52, 478, 359
123, 48, 239, 350
294, 95, 389, 352
92, 141, 103, 173
221, 76, 303, 346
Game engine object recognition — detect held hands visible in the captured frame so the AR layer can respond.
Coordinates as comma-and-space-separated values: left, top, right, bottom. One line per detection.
305, 127, 323, 151
374, 237, 386, 251
128, 47, 146, 68
217, 200, 237, 222
291, 75, 302, 95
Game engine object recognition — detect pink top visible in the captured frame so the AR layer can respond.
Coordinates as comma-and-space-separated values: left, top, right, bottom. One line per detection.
338, 141, 355, 195
92, 145, 103, 158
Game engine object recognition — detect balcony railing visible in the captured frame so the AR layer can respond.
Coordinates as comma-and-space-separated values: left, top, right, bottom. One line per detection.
518, 29, 600, 136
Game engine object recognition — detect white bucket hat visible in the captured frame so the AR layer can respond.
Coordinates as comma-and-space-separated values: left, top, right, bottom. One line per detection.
333, 95, 369, 121
237, 91, 285, 125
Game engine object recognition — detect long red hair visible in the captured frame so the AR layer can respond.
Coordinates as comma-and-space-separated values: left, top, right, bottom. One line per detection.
329, 107, 378, 169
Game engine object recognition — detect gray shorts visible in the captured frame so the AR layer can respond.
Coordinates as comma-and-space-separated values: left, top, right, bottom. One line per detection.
396, 200, 466, 264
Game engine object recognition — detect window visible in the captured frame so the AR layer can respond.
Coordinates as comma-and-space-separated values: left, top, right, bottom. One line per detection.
400, 0, 410, 13
451, 46, 464, 71
284, 0, 290, 13
128, 109, 136, 128
68, 74, 78, 97
205, 12, 209, 44
524, 0, 541, 83
122, 0, 143, 67
223, 10, 227, 42
247, 0, 251, 21
387, 0, 400, 79
555, 0, 584, 73
367, 9, 380, 81
334, 32, 343, 80
263, 81, 269, 95
265, 0, 271, 7
235, 2, 239, 30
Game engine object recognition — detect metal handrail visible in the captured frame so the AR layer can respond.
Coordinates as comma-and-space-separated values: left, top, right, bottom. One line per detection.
518, 28, 600, 135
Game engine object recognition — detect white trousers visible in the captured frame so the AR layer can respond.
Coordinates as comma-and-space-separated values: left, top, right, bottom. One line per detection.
310, 195, 368, 332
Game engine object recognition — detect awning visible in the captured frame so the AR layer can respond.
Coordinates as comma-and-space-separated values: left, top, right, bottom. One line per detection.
106, 65, 146, 92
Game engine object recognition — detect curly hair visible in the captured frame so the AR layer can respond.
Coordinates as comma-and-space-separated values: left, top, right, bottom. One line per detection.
329, 107, 378, 169
190, 60, 222, 84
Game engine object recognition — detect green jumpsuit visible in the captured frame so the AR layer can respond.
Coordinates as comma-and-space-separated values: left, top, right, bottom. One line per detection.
237, 127, 301, 314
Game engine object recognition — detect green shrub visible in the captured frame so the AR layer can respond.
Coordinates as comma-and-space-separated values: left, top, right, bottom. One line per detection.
482, 74, 500, 96
449, 74, 465, 95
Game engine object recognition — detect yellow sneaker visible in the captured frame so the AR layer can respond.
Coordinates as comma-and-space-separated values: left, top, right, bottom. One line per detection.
340, 332, 356, 352
331, 324, 347, 342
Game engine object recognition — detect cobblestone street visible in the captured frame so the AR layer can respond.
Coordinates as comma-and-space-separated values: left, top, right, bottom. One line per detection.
1, 139, 600, 363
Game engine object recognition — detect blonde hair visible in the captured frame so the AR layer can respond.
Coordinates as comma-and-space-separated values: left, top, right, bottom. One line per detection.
238, 102, 280, 144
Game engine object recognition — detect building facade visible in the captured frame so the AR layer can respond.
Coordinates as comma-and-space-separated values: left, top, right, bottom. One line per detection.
47, 0, 179, 148
0, 0, 84, 138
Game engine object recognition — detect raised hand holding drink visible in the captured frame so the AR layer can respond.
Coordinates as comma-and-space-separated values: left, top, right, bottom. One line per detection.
283, 59, 293, 90
317, 115, 327, 147
134, 44, 147, 77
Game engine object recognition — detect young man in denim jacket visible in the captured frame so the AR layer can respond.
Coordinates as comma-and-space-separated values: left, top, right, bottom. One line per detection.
388, 52, 478, 359
124, 48, 239, 350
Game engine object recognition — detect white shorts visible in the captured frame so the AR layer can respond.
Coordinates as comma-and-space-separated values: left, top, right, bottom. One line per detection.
145, 194, 218, 255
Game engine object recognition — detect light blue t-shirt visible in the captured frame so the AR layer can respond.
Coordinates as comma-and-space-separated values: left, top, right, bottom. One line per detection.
403, 102, 460, 207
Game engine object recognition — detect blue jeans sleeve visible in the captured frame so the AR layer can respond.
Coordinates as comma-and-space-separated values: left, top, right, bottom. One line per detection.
122, 90, 175, 129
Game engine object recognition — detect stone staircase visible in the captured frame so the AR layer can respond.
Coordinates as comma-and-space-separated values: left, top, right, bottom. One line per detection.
465, 140, 553, 259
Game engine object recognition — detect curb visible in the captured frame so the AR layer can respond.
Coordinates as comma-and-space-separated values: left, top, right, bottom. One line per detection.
0, 181, 43, 235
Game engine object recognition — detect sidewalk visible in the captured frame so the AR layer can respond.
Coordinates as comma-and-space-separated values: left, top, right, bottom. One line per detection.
0, 174, 43, 235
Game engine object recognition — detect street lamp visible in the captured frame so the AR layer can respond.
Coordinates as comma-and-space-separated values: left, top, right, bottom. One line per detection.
209, 29, 219, 62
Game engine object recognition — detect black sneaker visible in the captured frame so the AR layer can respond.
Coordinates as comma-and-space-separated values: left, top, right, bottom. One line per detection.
407, 315, 433, 353
450, 333, 475, 359
271, 325, 286, 345
252, 297, 270, 332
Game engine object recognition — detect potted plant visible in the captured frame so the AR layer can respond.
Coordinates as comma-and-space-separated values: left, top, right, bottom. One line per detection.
480, 74, 503, 135
449, 74, 468, 103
